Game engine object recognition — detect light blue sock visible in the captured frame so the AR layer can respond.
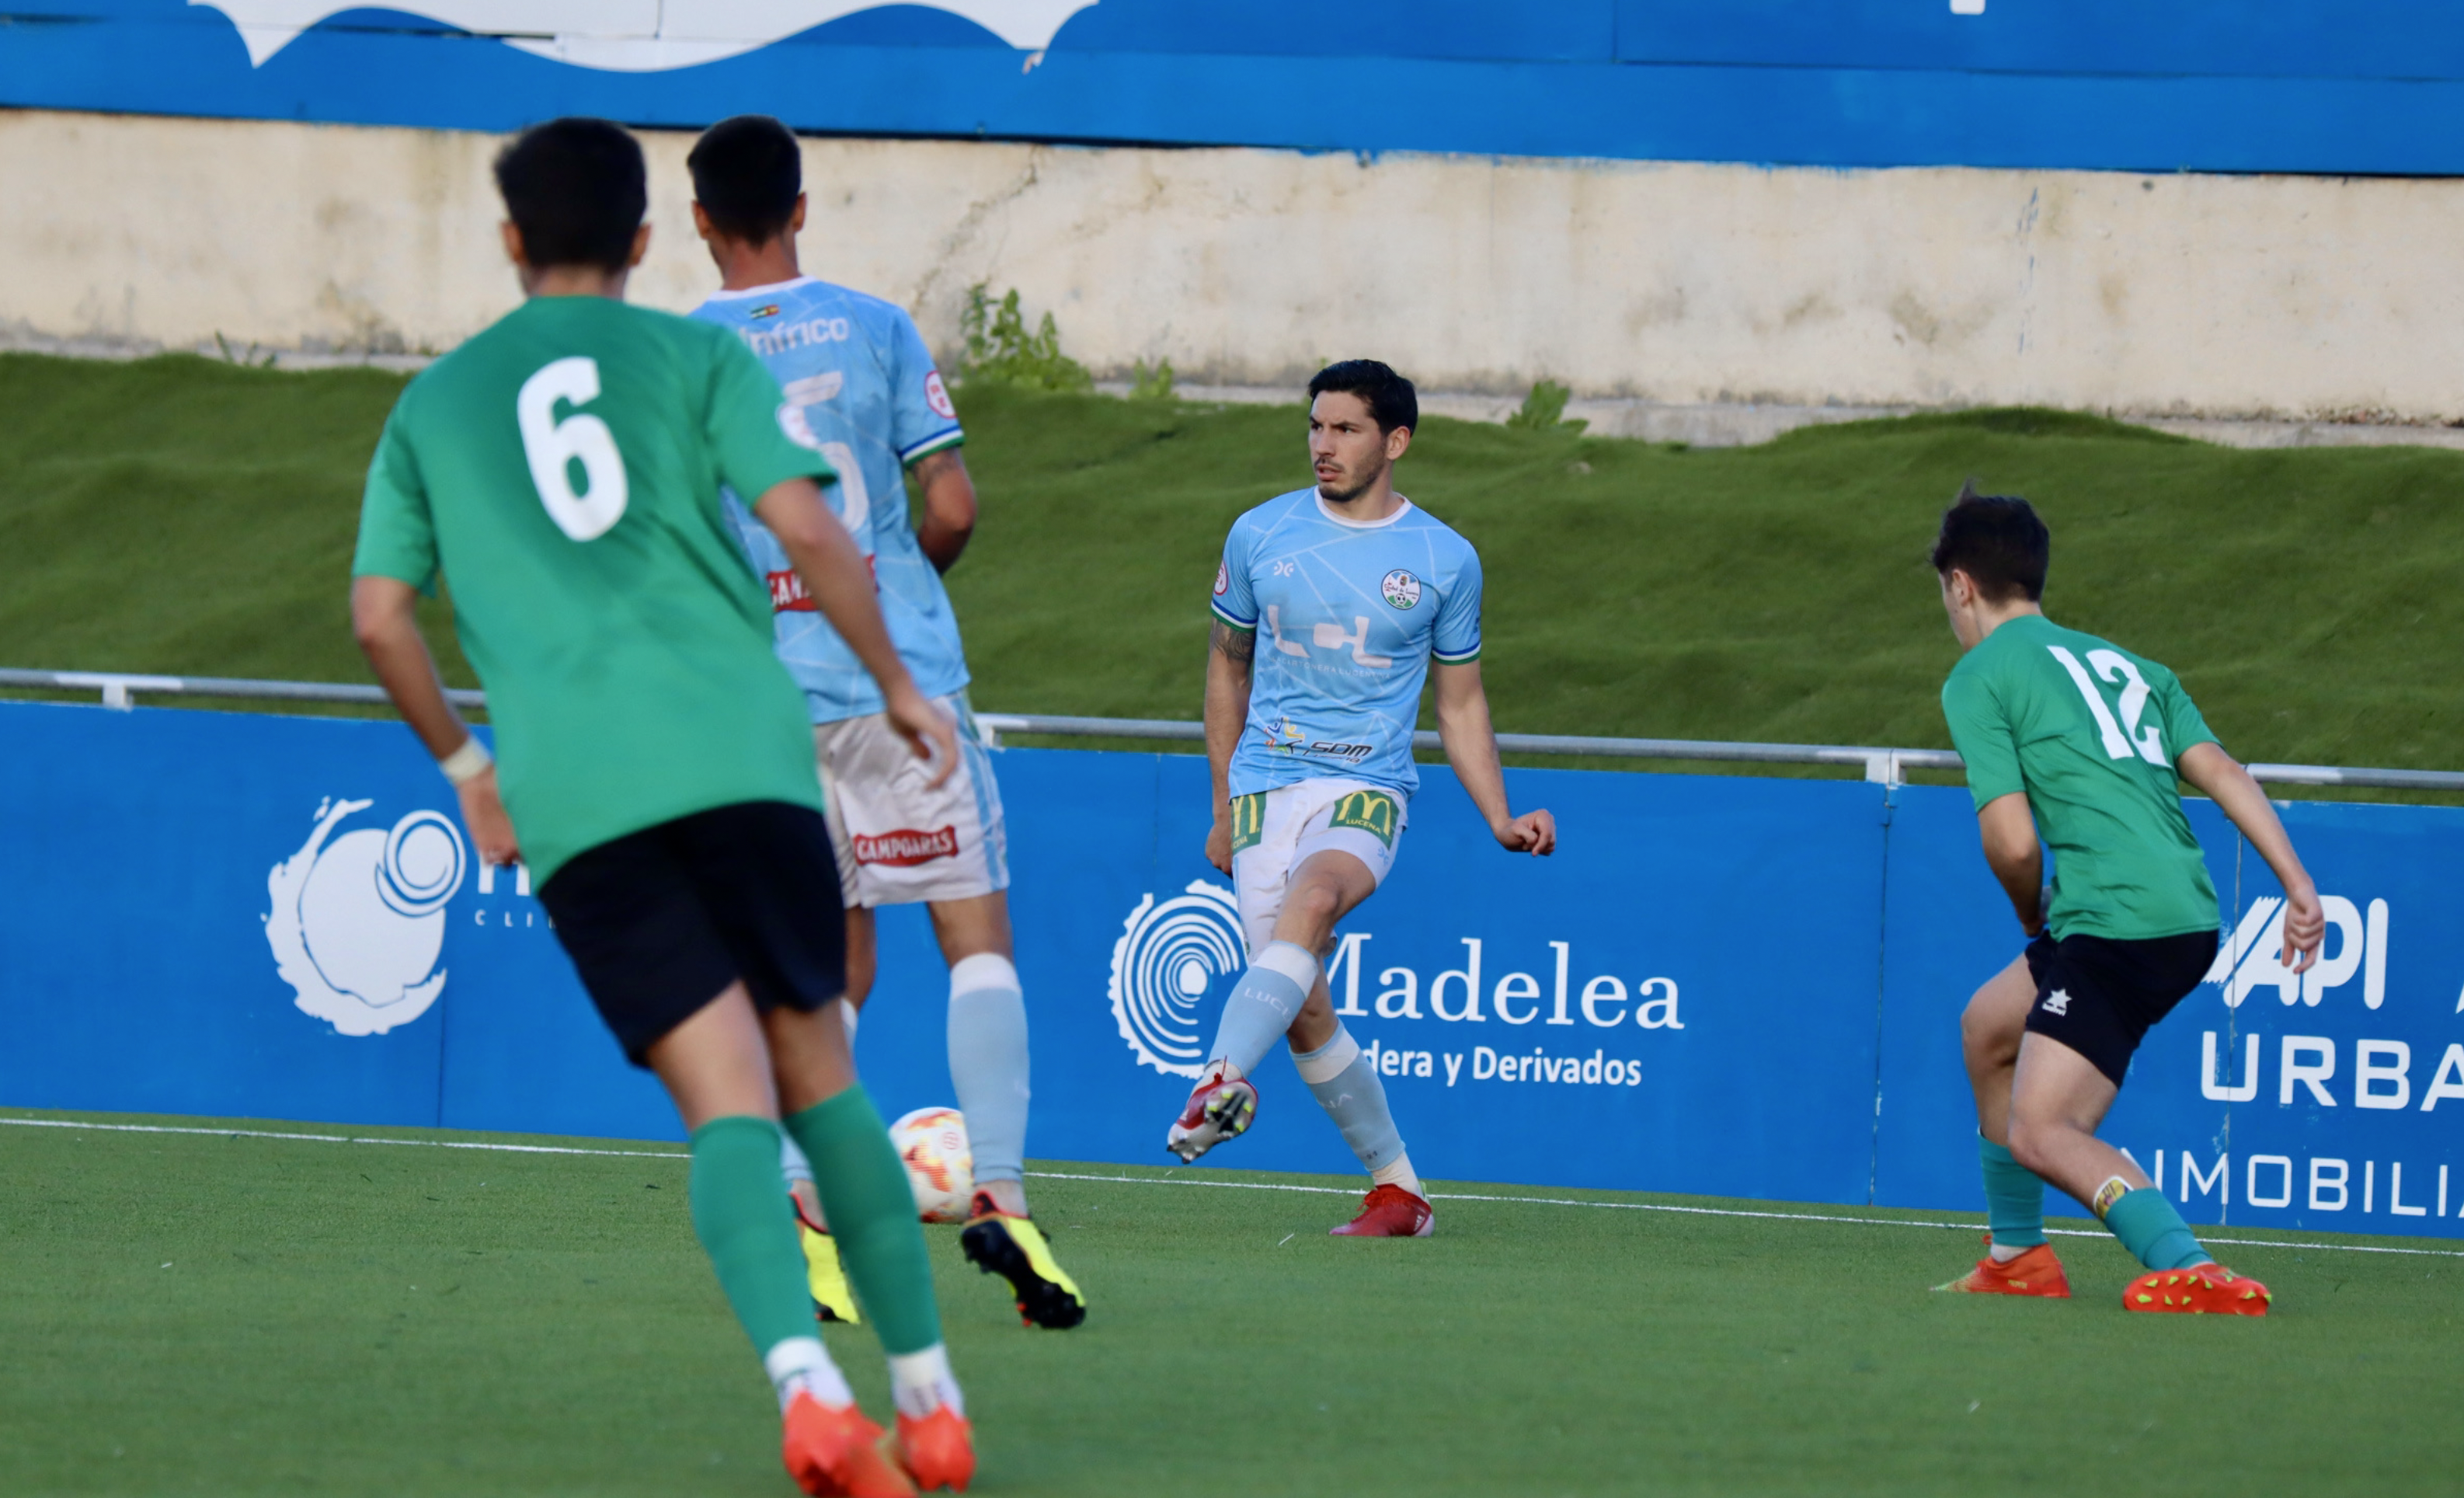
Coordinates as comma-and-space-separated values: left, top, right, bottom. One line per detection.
946, 953, 1030, 1188
1293, 1026, 1405, 1173
2103, 1186, 2211, 1271
1978, 1134, 2048, 1249
1209, 941, 1317, 1078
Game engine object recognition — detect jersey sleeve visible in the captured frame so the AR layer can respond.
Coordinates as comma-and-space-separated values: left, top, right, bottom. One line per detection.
1942, 666, 2025, 810
2153, 664, 2220, 765
1431, 545, 1484, 664
1210, 521, 1257, 630
886, 308, 965, 467
706, 332, 835, 505
351, 403, 439, 594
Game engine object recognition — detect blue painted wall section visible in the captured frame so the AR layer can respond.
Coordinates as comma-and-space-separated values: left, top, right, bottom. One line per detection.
5, 1, 2464, 173
3, 698, 2459, 1239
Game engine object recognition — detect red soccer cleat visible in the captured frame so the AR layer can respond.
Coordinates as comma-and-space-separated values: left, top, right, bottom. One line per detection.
1931, 1236, 2071, 1298
892, 1405, 976, 1493
1164, 1061, 1258, 1163
781, 1392, 916, 1497
1331, 1183, 1434, 1237
2124, 1263, 2271, 1316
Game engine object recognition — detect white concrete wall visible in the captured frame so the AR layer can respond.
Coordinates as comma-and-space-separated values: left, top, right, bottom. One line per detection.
5, 108, 2459, 422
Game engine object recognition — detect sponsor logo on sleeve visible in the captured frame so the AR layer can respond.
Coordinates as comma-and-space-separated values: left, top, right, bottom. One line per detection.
851, 826, 961, 866
1381, 570, 1423, 610
924, 371, 957, 420
1213, 562, 1230, 597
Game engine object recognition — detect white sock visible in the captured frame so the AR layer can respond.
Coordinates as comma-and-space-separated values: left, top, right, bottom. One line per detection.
1370, 1152, 1425, 1201
888, 1343, 966, 1420
765, 1336, 854, 1413
1988, 1241, 2030, 1264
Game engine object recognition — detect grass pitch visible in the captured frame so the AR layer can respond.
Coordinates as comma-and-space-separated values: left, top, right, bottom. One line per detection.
6, 354, 2464, 779
4, 1112, 2458, 1496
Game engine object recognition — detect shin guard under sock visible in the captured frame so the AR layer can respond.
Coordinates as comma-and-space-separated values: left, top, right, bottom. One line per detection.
946, 953, 1030, 1188
1209, 941, 1317, 1078
1293, 1026, 1408, 1176
2102, 1184, 2211, 1271
1978, 1134, 2048, 1249
785, 1087, 943, 1356
687, 1116, 819, 1356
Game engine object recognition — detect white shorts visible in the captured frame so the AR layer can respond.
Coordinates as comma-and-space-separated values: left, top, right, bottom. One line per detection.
1227, 776, 1408, 955
815, 693, 1009, 908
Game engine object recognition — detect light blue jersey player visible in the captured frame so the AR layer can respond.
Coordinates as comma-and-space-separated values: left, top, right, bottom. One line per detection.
687, 115, 1084, 1332
1168, 360, 1561, 1238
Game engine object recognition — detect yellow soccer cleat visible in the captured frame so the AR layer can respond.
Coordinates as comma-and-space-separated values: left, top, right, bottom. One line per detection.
959, 1193, 1087, 1329
795, 1197, 861, 1326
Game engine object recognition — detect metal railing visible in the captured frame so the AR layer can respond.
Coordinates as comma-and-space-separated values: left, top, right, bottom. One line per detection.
5, 667, 2459, 792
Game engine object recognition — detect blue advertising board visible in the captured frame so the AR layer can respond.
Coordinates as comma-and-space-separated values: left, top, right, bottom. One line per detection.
1, 697, 2458, 1240
5, 1, 2464, 175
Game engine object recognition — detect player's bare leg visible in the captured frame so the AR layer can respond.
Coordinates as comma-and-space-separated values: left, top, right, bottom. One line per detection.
1934, 953, 2073, 1291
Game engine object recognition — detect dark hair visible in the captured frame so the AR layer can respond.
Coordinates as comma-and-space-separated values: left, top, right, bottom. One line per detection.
1930, 481, 2049, 603
687, 114, 802, 243
492, 117, 646, 273
1307, 360, 1418, 434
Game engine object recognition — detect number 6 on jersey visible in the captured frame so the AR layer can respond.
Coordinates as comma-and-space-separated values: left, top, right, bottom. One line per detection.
517, 356, 629, 540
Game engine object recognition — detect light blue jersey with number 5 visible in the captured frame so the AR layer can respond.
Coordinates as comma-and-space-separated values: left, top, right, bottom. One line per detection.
692, 277, 969, 723
1212, 488, 1484, 800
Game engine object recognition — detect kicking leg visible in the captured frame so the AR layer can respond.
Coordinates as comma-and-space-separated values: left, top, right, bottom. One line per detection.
1936, 956, 2067, 1294
2008, 1033, 2269, 1315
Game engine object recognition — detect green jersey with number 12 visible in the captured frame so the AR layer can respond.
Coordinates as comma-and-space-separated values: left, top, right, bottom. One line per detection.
353, 294, 834, 884
1940, 613, 2221, 942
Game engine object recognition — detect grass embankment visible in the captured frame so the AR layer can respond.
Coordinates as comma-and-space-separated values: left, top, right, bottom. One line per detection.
2, 1114, 2457, 1496
4, 353, 2461, 775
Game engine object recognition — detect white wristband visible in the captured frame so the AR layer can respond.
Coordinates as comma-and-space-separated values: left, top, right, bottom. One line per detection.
439, 736, 493, 786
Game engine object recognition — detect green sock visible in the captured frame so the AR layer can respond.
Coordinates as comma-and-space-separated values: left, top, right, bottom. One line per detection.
687, 1115, 816, 1355
1978, 1134, 2047, 1249
2103, 1186, 2211, 1271
786, 1087, 944, 1356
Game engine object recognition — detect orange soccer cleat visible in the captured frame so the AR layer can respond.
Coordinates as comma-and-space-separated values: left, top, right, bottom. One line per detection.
892, 1405, 976, 1493
2124, 1263, 2271, 1316
1330, 1183, 1434, 1238
1932, 1237, 2071, 1298
781, 1392, 917, 1498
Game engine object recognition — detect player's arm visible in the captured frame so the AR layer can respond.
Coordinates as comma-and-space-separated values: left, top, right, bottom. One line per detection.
1202, 618, 1255, 874
1431, 660, 1555, 855
350, 575, 519, 865
1974, 793, 2044, 937
755, 476, 959, 785
2177, 740, 2324, 971
910, 449, 976, 573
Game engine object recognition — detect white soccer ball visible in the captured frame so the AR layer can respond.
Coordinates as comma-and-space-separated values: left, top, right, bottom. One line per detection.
889, 1106, 974, 1223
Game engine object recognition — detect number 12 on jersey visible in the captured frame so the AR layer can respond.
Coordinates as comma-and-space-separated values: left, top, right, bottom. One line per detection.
2048, 645, 2166, 766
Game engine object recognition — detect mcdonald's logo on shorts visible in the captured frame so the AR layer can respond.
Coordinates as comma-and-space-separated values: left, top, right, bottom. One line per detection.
1228, 793, 1266, 854
1328, 790, 1400, 848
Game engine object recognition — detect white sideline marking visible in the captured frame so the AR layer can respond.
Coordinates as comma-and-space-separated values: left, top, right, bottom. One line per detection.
7, 1117, 2458, 1260
1029, 1169, 2464, 1260
0, 1116, 687, 1159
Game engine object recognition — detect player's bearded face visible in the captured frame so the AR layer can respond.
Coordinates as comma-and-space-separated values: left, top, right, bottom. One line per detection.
1309, 393, 1392, 503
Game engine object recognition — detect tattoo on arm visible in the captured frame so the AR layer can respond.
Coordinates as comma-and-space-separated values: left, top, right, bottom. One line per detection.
1210, 618, 1256, 664
910, 449, 964, 488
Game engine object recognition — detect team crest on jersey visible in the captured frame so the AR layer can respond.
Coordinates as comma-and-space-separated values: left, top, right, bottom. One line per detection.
924, 371, 957, 420
1381, 570, 1423, 610
749, 304, 781, 320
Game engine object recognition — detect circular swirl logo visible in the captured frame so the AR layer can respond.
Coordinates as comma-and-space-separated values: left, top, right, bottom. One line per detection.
1108, 880, 1246, 1078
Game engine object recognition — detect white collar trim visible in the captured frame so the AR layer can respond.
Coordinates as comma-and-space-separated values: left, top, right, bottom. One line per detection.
701, 276, 817, 301
1314, 493, 1414, 529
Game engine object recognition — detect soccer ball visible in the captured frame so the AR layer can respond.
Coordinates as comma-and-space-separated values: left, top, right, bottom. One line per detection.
889, 1106, 974, 1223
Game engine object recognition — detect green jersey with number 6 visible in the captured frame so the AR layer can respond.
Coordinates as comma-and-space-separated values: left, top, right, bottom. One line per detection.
353, 294, 834, 884
1940, 613, 2221, 942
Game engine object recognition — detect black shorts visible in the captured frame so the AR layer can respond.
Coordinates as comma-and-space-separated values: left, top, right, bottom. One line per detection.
538, 801, 847, 1067
2022, 928, 2219, 1086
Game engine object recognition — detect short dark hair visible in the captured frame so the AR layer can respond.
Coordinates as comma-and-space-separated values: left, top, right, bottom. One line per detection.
1307, 360, 1417, 434
687, 115, 802, 244
1930, 481, 2049, 603
493, 117, 646, 273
